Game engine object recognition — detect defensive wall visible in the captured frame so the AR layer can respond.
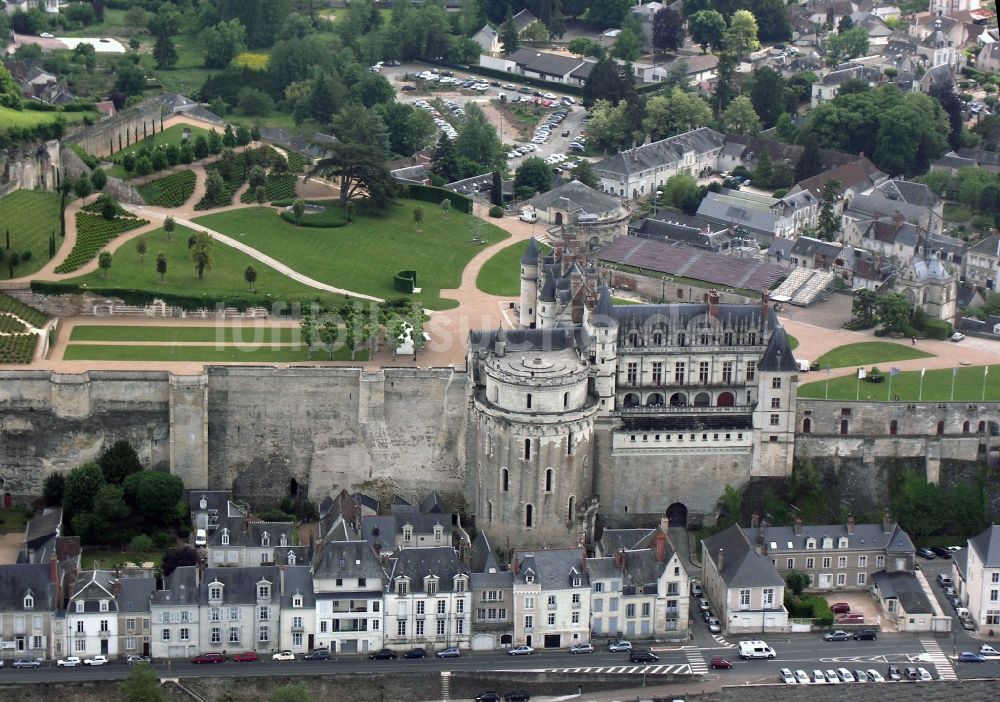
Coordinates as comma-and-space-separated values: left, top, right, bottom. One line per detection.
3, 370, 1000, 515
64, 97, 164, 158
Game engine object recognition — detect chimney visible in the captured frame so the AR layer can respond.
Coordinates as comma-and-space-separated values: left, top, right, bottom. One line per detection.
656, 530, 667, 563
660, 514, 670, 534
751, 512, 760, 529
882, 512, 892, 533
793, 517, 802, 536
113, 578, 121, 597
708, 289, 720, 320
512, 558, 519, 576
580, 548, 588, 573
716, 548, 724, 572
760, 289, 770, 322
847, 514, 855, 535
280, 564, 286, 594
50, 553, 60, 606
614, 547, 625, 570
755, 534, 764, 556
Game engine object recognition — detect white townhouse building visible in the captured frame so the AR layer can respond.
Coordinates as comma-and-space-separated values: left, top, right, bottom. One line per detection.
954, 525, 1000, 632
198, 567, 283, 656
66, 570, 121, 658
276, 566, 316, 654
511, 548, 591, 649
150, 567, 200, 659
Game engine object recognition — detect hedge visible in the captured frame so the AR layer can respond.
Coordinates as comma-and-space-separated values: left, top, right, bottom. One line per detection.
393, 270, 418, 294
922, 319, 953, 340
403, 184, 473, 214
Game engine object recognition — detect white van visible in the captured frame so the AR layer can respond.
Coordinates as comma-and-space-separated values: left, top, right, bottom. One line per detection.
738, 640, 776, 659
797, 360, 810, 372
519, 210, 537, 223
195, 529, 207, 547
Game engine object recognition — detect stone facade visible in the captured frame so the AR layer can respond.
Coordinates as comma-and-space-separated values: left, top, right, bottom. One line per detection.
65, 98, 165, 158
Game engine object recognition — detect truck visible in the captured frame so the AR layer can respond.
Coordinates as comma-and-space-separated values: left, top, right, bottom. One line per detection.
738, 640, 776, 659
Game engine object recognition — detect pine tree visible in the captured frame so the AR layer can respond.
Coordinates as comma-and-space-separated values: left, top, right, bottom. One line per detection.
499, 7, 519, 56
490, 170, 503, 207
153, 34, 178, 69
431, 134, 460, 184
753, 149, 773, 189
795, 132, 823, 182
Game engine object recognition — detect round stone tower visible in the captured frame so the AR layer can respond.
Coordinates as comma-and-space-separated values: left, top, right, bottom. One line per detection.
471, 341, 599, 541
519, 237, 539, 328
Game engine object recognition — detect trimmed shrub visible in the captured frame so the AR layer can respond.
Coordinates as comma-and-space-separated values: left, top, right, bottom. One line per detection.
394, 270, 418, 294
403, 184, 473, 214
922, 318, 953, 340
489, 205, 504, 218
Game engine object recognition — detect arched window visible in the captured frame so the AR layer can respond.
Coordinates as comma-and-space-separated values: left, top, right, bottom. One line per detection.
567, 496, 576, 522
526, 393, 532, 409
980, 421, 987, 433
487, 500, 494, 522
563, 392, 569, 408
567, 431, 573, 456
221, 529, 230, 546
963, 420, 970, 433
501, 468, 509, 492
525, 504, 534, 528
524, 438, 531, 460
545, 468, 554, 493
937, 420, 944, 436
889, 420, 898, 436
840, 420, 849, 435
802, 418, 811, 434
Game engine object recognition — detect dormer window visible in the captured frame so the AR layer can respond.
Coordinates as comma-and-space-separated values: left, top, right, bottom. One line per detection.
806, 538, 816, 549
199, 496, 208, 509
258, 583, 270, 600
572, 576, 582, 587
292, 595, 303, 608
402, 526, 413, 543
279, 534, 287, 547
210, 585, 223, 601
525, 573, 535, 584
434, 525, 443, 543
838, 537, 849, 549
396, 579, 409, 596
23, 594, 34, 610
76, 601, 84, 613
454, 575, 467, 593
425, 577, 439, 596
261, 532, 270, 547
99, 600, 109, 612
288, 551, 297, 566
822, 537, 833, 549
221, 529, 230, 546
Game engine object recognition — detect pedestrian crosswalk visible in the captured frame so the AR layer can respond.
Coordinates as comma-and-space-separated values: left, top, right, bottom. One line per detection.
711, 634, 736, 648
531, 664, 693, 675
684, 649, 708, 674
920, 639, 957, 681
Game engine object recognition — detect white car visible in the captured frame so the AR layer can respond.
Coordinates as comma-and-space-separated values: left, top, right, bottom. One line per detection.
507, 645, 534, 656
607, 640, 632, 652
811, 670, 825, 684
865, 669, 884, 683
84, 655, 109, 666
916, 667, 933, 681
272, 650, 296, 661
824, 670, 840, 684
980, 644, 1000, 656
778, 668, 796, 684
57, 656, 82, 667
836, 667, 854, 682
40, 32, 54, 38
950, 332, 965, 342
793, 670, 809, 684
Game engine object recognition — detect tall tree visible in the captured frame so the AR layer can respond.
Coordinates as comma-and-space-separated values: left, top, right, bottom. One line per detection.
455, 102, 503, 174
929, 81, 965, 151
725, 10, 760, 58
816, 180, 842, 241
121, 655, 167, 702
156, 252, 167, 282
190, 232, 214, 279
795, 132, 823, 182
244, 265, 257, 291
202, 19, 247, 69
722, 95, 762, 135
588, 0, 632, 27
713, 51, 738, 118
499, 7, 519, 56
571, 159, 599, 188
652, 7, 685, 54
514, 157, 553, 199
98, 440, 143, 485
642, 87, 712, 140
153, 34, 178, 69
748, 67, 792, 129
688, 10, 726, 54
826, 26, 869, 64
751, 0, 791, 42
490, 169, 503, 206
431, 133, 460, 184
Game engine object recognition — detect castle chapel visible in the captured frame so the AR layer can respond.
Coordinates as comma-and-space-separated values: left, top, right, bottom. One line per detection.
467, 238, 799, 543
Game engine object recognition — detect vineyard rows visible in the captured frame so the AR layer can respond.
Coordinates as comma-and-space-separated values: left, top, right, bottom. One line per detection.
55, 212, 150, 273
0, 293, 49, 328
136, 170, 197, 207
0, 332, 40, 364
239, 173, 298, 204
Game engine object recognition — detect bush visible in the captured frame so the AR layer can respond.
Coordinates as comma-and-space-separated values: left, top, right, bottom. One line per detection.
394, 269, 418, 293
153, 531, 176, 548
403, 183, 473, 214
922, 318, 953, 340
489, 205, 504, 218
129, 534, 155, 551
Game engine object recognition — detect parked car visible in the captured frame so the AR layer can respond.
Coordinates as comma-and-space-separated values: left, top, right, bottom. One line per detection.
126, 655, 151, 665
507, 645, 534, 656
811, 669, 825, 683
853, 630, 877, 641
475, 693, 502, 702
830, 602, 851, 614
916, 547, 936, 559
272, 651, 296, 661
866, 669, 885, 682
837, 613, 864, 624
778, 668, 796, 684
824, 669, 840, 684
707, 617, 722, 633
304, 649, 330, 661
853, 669, 868, 683
931, 546, 953, 559
84, 655, 109, 666
192, 653, 225, 664
710, 657, 733, 669
13, 659, 41, 668
504, 691, 530, 702
629, 650, 659, 663
40, 32, 54, 38
436, 648, 461, 658
836, 667, 854, 682
233, 651, 258, 662
691, 583, 703, 597
959, 651, 986, 662
903, 667, 920, 680
916, 667, 933, 681
608, 641, 632, 652
57, 657, 82, 667
887, 665, 902, 681
794, 670, 810, 684
950, 332, 966, 342
824, 630, 851, 641
697, 598, 710, 612
937, 574, 953, 587
569, 644, 594, 654
370, 648, 398, 660
404, 648, 427, 659
980, 644, 1000, 656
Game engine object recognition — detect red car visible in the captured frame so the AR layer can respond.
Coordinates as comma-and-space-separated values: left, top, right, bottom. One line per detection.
831, 602, 851, 614
836, 613, 864, 624
233, 651, 258, 662
710, 657, 733, 669
191, 652, 225, 664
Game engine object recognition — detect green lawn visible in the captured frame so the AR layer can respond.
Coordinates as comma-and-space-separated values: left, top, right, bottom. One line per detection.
0, 190, 62, 280
63, 223, 340, 305
195, 200, 510, 310
0, 506, 29, 534
787, 334, 799, 350
63, 343, 364, 362
943, 203, 972, 223
612, 297, 641, 305
815, 341, 934, 369
82, 549, 162, 571
70, 325, 300, 343
476, 239, 551, 296
0, 105, 96, 127
799, 364, 1000, 401
111, 123, 212, 159
152, 32, 215, 96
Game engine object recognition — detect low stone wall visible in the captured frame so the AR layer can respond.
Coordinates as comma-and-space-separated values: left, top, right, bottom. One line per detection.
601, 267, 759, 304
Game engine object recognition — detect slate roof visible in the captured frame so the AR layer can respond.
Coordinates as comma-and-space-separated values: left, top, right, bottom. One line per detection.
630, 217, 732, 251
469, 326, 590, 354
386, 546, 469, 593
70, 570, 120, 613
528, 180, 621, 217
702, 525, 785, 588
875, 179, 936, 207
768, 238, 793, 262
591, 283, 614, 326
118, 576, 155, 614
857, 216, 920, 248
513, 548, 590, 590
872, 570, 934, 613
313, 537, 386, 581
697, 190, 779, 236
521, 236, 539, 265
742, 522, 915, 554
969, 524, 1000, 568
0, 564, 57, 612
472, 24, 498, 52
594, 128, 725, 179
723, 134, 856, 172
200, 566, 281, 606
419, 491, 445, 514
759, 327, 798, 372
969, 234, 1000, 258
279, 566, 316, 608
903, 254, 953, 284
360, 513, 450, 553
597, 236, 787, 291
152, 566, 199, 607
953, 546, 968, 580
793, 157, 886, 198
790, 236, 842, 261
848, 193, 932, 226
507, 48, 587, 78
511, 9, 538, 32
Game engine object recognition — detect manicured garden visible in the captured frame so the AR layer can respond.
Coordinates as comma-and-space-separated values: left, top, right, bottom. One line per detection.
476, 239, 551, 296
194, 199, 510, 310
109, 123, 211, 159
240, 173, 298, 204
814, 341, 934, 369
70, 325, 300, 344
0, 332, 40, 364
63, 343, 363, 363
0, 293, 49, 328
799, 365, 1000, 401
0, 314, 28, 334
0, 190, 63, 280
136, 170, 197, 207
54, 211, 150, 273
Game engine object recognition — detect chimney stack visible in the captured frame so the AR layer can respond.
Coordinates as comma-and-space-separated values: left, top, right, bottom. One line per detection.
761, 289, 770, 323
882, 512, 892, 533
751, 512, 759, 529
717, 548, 724, 572
512, 558, 519, 576
655, 529, 667, 563
708, 289, 720, 320
793, 517, 802, 536
113, 578, 121, 597
50, 553, 60, 606
660, 514, 670, 535
847, 515, 855, 535
280, 564, 285, 594
580, 548, 588, 573
614, 547, 625, 570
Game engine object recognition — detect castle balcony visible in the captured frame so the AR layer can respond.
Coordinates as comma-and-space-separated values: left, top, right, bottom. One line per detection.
619, 404, 752, 415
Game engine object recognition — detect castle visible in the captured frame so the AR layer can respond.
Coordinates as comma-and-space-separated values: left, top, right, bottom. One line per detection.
465, 240, 798, 541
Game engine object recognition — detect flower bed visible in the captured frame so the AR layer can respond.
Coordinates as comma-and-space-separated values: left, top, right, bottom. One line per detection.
54, 212, 150, 273
136, 170, 197, 207
0, 293, 49, 328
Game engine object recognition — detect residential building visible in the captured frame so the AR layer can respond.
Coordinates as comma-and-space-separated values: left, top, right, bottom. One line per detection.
811, 64, 881, 107
0, 562, 58, 662
150, 566, 199, 659
790, 157, 887, 201
66, 570, 119, 658
954, 524, 1000, 632
965, 234, 1000, 290
587, 517, 689, 640
481, 49, 588, 85
198, 567, 282, 657
472, 25, 500, 55
628, 217, 738, 253
19, 508, 62, 564
383, 547, 472, 652
116, 577, 155, 659
468, 531, 514, 650
788, 236, 844, 270
276, 566, 316, 654
511, 548, 590, 649
206, 501, 294, 567
871, 570, 937, 631
700, 525, 788, 634
312, 516, 386, 654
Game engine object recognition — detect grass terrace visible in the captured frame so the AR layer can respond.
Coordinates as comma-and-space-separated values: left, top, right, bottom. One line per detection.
0, 105, 96, 128
476, 239, 552, 296
0, 190, 62, 280
195, 200, 510, 310
70, 325, 301, 344
799, 365, 1000, 402
110, 123, 212, 159
62, 344, 361, 363
815, 341, 934, 369
136, 170, 197, 207
55, 211, 150, 273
